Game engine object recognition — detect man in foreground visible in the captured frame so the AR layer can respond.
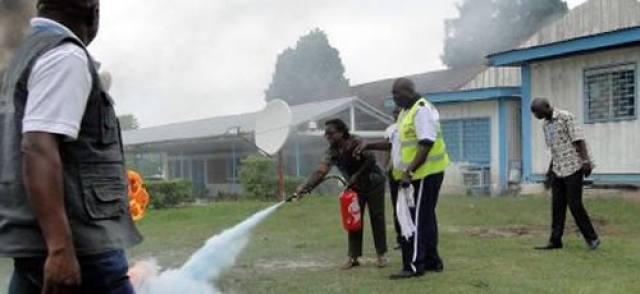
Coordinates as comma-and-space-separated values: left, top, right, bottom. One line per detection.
0, 1, 142, 293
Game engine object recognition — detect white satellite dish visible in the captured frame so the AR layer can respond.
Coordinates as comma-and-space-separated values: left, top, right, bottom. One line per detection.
255, 99, 292, 156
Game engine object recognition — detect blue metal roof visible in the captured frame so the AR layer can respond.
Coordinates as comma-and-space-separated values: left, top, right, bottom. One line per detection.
488, 26, 640, 66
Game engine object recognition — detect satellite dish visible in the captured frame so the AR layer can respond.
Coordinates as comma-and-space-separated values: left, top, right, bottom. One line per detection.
255, 99, 292, 156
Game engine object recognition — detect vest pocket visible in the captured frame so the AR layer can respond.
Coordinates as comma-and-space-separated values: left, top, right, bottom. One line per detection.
101, 93, 119, 145
80, 164, 127, 220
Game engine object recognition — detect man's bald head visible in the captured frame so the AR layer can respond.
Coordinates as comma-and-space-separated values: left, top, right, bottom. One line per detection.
391, 78, 417, 109
37, 0, 100, 45
392, 78, 415, 93
531, 98, 553, 120
37, 0, 98, 10
531, 97, 550, 109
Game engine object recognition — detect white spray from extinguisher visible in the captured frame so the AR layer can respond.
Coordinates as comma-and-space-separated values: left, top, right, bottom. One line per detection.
131, 202, 283, 294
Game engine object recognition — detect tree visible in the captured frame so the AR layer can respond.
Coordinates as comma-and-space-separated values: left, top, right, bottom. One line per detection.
442, 0, 568, 68
266, 29, 350, 105
118, 114, 140, 131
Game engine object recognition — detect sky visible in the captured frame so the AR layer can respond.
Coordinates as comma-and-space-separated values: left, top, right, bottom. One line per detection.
91, 0, 587, 127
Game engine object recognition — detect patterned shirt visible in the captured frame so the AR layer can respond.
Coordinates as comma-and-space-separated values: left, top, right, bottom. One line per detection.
320, 135, 385, 192
543, 109, 594, 178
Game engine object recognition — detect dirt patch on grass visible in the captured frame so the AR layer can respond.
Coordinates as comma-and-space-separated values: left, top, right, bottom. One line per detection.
619, 191, 640, 202
567, 216, 609, 234
584, 188, 640, 200
459, 217, 609, 238
253, 259, 333, 270
464, 225, 544, 238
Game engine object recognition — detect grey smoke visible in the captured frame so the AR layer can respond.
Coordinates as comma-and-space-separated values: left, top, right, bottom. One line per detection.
0, 0, 36, 75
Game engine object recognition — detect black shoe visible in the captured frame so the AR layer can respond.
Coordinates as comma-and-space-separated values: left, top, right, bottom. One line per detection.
587, 238, 601, 250
389, 270, 421, 280
534, 242, 563, 250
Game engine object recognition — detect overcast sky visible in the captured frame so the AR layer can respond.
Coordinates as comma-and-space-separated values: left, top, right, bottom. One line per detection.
91, 0, 587, 127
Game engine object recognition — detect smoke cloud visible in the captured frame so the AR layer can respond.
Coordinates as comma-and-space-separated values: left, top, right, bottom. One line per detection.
0, 0, 36, 75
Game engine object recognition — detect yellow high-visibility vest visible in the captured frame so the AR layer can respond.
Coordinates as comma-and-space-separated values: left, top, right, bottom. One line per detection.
392, 97, 449, 180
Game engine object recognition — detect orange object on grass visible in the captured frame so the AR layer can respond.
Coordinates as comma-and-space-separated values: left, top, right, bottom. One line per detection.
127, 170, 150, 221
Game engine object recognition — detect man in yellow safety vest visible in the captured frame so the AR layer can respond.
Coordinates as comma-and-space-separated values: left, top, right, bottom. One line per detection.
355, 77, 449, 279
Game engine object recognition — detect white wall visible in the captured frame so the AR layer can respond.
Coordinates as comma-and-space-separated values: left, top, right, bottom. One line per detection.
461, 67, 521, 91
530, 46, 640, 175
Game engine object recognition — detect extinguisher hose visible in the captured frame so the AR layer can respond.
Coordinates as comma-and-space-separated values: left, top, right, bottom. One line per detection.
285, 174, 347, 202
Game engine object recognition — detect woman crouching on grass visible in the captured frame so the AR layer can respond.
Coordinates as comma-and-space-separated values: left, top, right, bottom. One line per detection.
294, 119, 388, 269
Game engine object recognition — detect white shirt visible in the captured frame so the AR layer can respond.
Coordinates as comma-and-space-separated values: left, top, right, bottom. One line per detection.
384, 123, 401, 170
414, 102, 439, 142
23, 17, 95, 140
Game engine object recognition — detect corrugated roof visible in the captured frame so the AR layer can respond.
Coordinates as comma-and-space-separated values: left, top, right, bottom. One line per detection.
518, 0, 640, 50
350, 66, 486, 111
123, 97, 360, 146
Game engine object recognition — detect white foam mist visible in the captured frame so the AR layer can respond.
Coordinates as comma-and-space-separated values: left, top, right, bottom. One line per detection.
132, 202, 284, 294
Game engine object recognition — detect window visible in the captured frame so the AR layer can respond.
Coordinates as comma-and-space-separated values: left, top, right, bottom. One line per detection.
585, 64, 636, 122
227, 155, 241, 182
168, 158, 191, 179
384, 97, 395, 111
207, 158, 227, 184
441, 118, 491, 164
168, 160, 180, 179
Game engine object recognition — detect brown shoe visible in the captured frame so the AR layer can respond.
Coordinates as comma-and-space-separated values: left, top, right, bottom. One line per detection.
341, 258, 360, 270
376, 255, 388, 268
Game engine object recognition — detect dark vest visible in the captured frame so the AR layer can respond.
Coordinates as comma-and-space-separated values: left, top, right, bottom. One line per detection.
0, 23, 142, 257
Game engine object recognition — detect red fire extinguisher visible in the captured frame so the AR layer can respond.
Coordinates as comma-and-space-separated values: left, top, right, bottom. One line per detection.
286, 174, 361, 232
340, 189, 361, 232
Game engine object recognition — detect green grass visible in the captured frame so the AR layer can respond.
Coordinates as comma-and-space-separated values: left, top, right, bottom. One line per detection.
2, 194, 640, 293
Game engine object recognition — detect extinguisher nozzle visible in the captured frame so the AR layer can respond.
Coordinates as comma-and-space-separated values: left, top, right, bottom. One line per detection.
285, 193, 298, 202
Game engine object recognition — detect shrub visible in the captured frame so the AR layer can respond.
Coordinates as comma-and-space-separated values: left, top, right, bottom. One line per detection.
284, 175, 306, 196
239, 155, 278, 201
146, 179, 194, 209
239, 154, 344, 201
311, 174, 345, 196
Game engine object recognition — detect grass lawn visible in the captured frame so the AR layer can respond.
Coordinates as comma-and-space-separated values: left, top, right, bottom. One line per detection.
1, 193, 640, 293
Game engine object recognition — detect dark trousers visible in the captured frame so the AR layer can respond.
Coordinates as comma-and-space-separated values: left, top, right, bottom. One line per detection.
388, 170, 402, 246
549, 169, 598, 244
399, 172, 444, 274
349, 182, 387, 258
9, 250, 135, 294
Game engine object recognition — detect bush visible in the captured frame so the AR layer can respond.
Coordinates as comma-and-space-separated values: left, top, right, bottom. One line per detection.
239, 155, 345, 201
284, 175, 306, 196
146, 179, 194, 209
239, 155, 278, 200
311, 174, 345, 196
240, 155, 314, 201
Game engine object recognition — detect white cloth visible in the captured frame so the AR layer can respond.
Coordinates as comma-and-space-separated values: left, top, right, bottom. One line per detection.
23, 17, 94, 140
414, 102, 440, 142
396, 185, 416, 240
384, 123, 401, 170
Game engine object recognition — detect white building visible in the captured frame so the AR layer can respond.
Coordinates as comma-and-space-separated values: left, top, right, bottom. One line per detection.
488, 0, 640, 186
123, 0, 640, 196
